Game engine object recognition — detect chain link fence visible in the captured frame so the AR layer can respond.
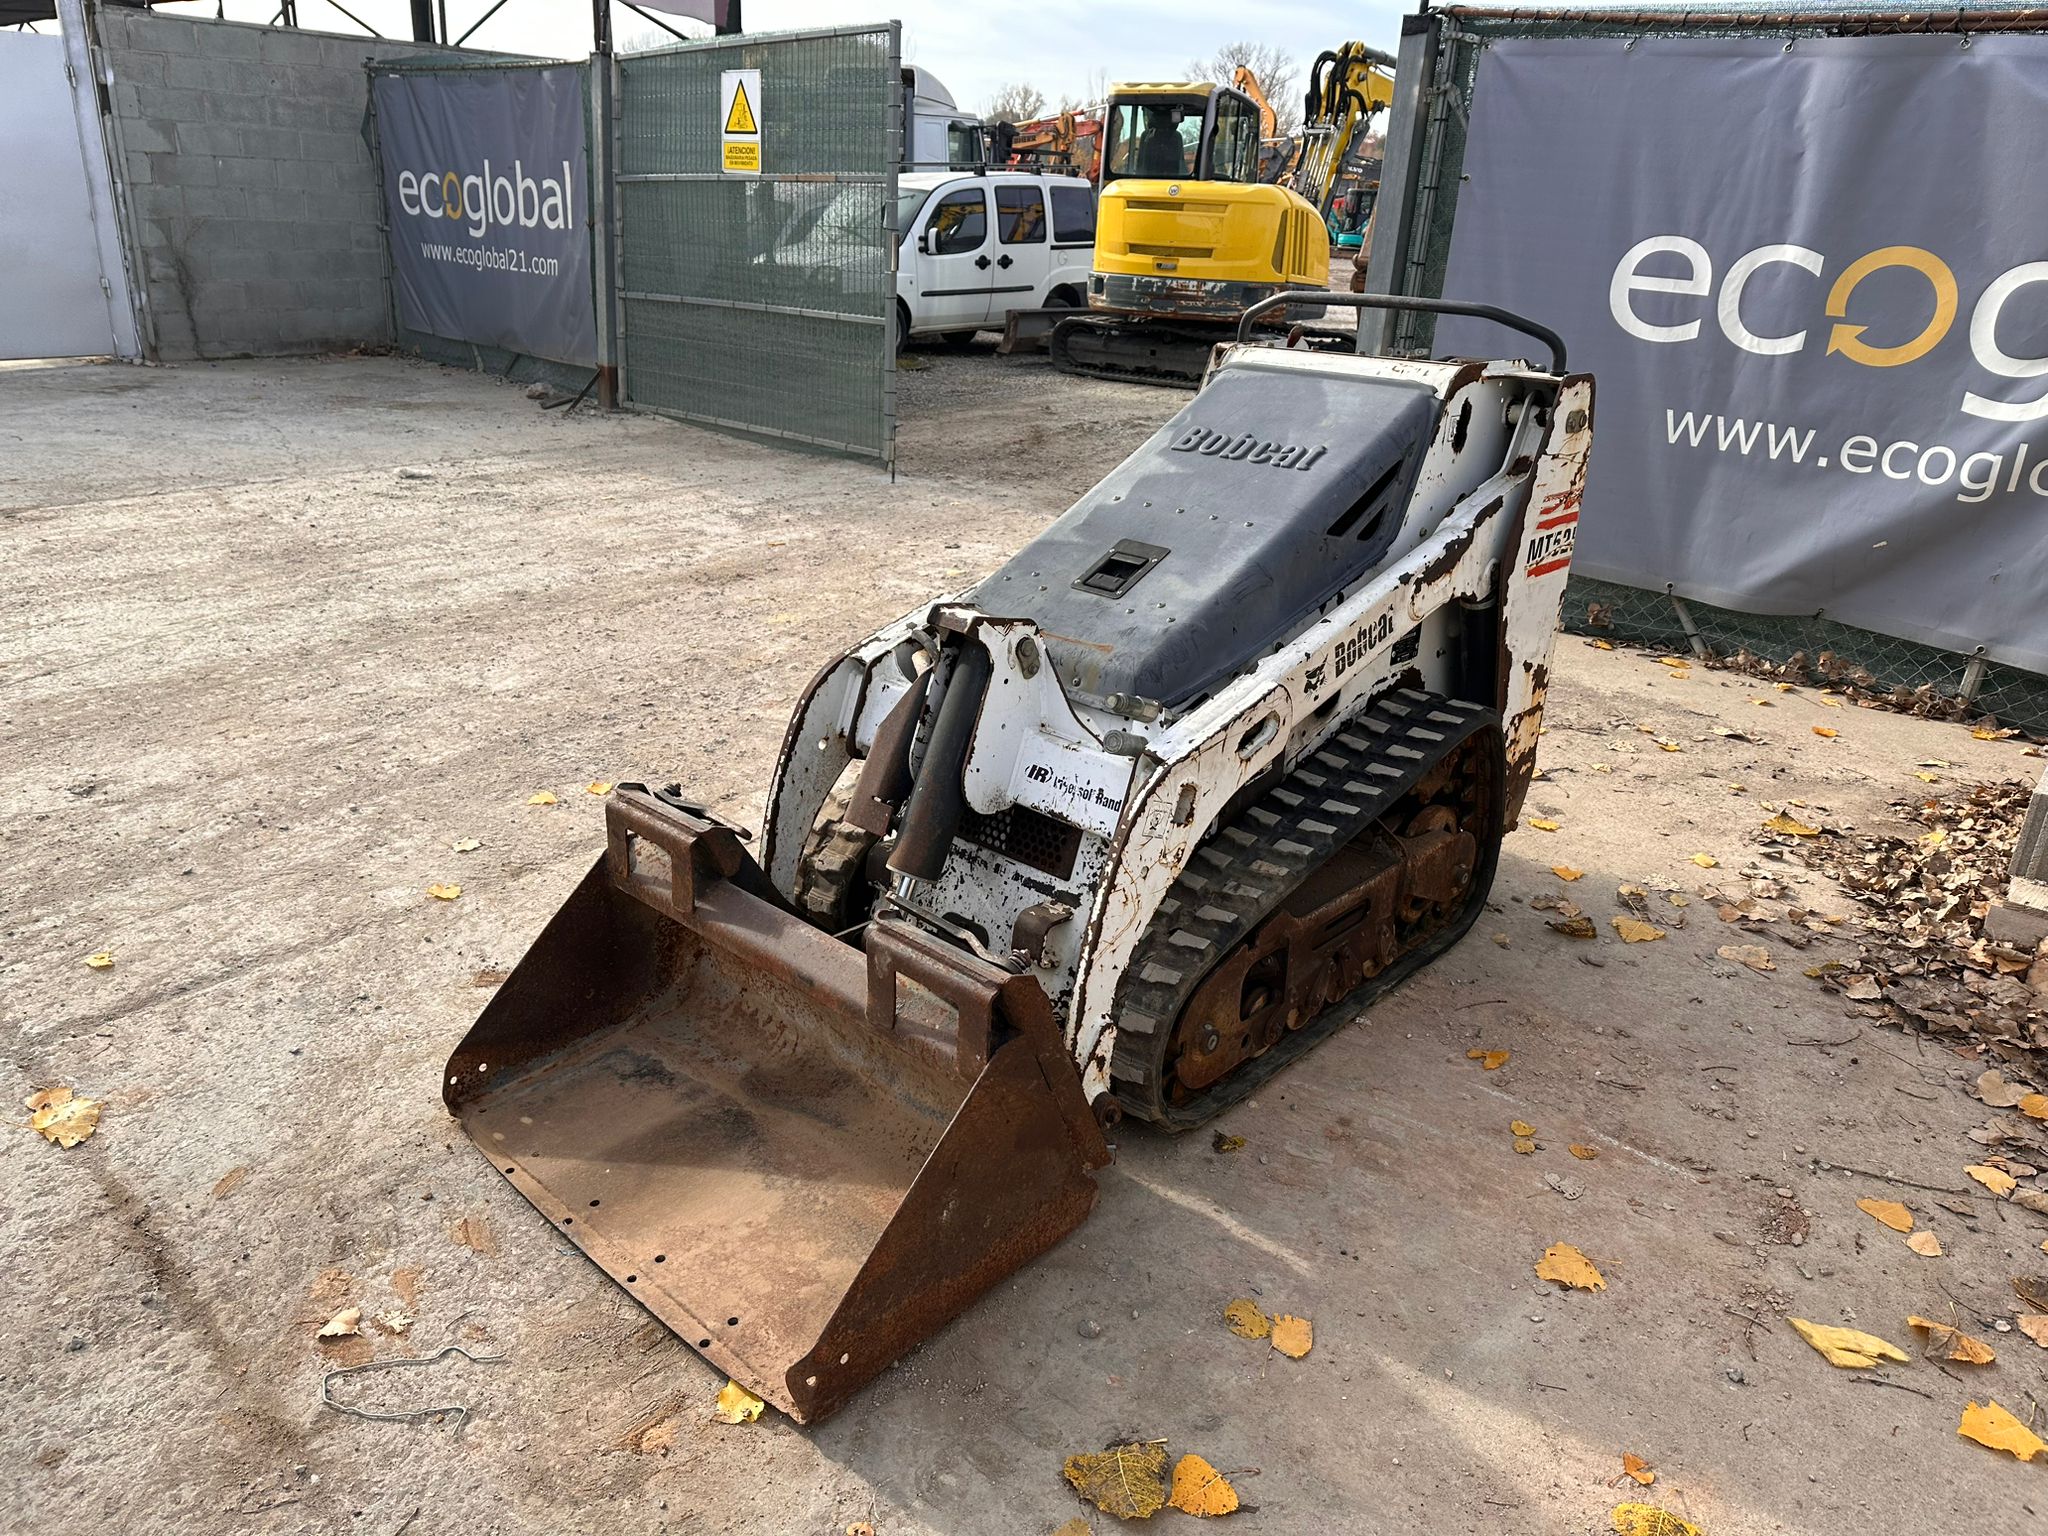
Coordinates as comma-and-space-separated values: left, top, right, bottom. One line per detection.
1387, 4, 2048, 737
614, 25, 898, 465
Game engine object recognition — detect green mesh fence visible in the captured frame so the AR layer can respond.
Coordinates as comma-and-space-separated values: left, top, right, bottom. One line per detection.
615, 25, 898, 463
1403, 5, 2048, 736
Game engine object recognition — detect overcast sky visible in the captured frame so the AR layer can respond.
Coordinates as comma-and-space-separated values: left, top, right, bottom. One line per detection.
127, 0, 1411, 115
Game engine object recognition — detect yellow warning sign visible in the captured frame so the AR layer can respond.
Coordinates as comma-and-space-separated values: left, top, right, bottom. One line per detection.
719, 68, 762, 177
723, 77, 757, 135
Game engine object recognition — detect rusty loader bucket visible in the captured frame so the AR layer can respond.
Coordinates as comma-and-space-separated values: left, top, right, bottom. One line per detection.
443, 786, 1108, 1423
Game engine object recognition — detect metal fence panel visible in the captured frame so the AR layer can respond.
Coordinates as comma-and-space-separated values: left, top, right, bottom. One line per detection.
615, 24, 898, 465
1370, 3, 2048, 736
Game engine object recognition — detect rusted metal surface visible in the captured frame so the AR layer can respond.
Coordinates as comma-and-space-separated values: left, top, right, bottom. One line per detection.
444, 788, 1106, 1424
1444, 5, 2048, 33
997, 307, 1063, 354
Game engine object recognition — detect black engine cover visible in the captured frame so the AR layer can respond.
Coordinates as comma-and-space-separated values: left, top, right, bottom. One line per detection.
971, 362, 1439, 709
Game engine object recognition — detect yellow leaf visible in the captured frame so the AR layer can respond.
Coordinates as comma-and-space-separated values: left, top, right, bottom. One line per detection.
527, 791, 557, 805
1510, 1120, 1536, 1137
1552, 865, 1585, 881
1569, 1144, 1600, 1160
1763, 812, 1820, 836
1534, 1242, 1605, 1291
1621, 1452, 1655, 1487
317, 1306, 362, 1339
2017, 1094, 2048, 1121
1051, 1524, 1092, 1536
1270, 1314, 1313, 1358
1548, 915, 1598, 939
1716, 943, 1774, 972
1212, 1131, 1246, 1153
1466, 1048, 1510, 1070
84, 951, 114, 970
1973, 726, 2005, 741
25, 1086, 102, 1148
1959, 1400, 2047, 1461
1966, 1164, 2018, 1197
1855, 1198, 1914, 1233
2015, 1314, 2048, 1349
1812, 726, 1838, 739
1223, 1297, 1270, 1339
1612, 1503, 1700, 1536
712, 1379, 764, 1424
1774, 681, 1795, 691
1689, 853, 1718, 868
426, 883, 462, 901
1167, 1453, 1240, 1518
1592, 639, 1615, 650
1913, 770, 1940, 782
1528, 817, 1562, 832
1656, 657, 1690, 668
1655, 739, 1682, 752
1788, 1317, 1907, 1369
1920, 829, 1947, 847
1905, 1231, 1944, 1258
1513, 1137, 1537, 1155
1612, 917, 1666, 943
1907, 1315, 1991, 1362
1064, 1443, 1168, 1520
451, 837, 481, 852
585, 781, 613, 796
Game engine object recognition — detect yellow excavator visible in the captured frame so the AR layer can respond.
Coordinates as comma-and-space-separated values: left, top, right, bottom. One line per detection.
1043, 44, 1396, 387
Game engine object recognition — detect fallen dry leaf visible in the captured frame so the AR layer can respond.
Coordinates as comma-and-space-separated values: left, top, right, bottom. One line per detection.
1972, 725, 2013, 741
1972, 1070, 2033, 1109
585, 781, 613, 796
1788, 1317, 1907, 1369
1812, 727, 1839, 739
1856, 1198, 1914, 1233
1612, 917, 1666, 943
1167, 1453, 1239, 1518
1906, 1231, 1944, 1258
1513, 1137, 1537, 1155
2015, 1314, 2048, 1348
847, 1525, 875, 1536
2019, 1094, 2048, 1121
450, 1214, 497, 1256
1621, 1451, 1655, 1487
1569, 1144, 1600, 1160
1716, 943, 1774, 972
1552, 865, 1585, 881
1467, 1048, 1511, 1070
713, 1379, 764, 1424
1656, 657, 1690, 669
1064, 1443, 1168, 1520
1762, 812, 1820, 837
1510, 1120, 1536, 1137
451, 837, 481, 852
527, 790, 557, 805
426, 883, 462, 901
2014, 1276, 2048, 1312
211, 1166, 247, 1199
84, 951, 114, 969
1223, 1298, 1270, 1340
1689, 853, 1718, 868
1612, 1504, 1701, 1536
1548, 915, 1598, 939
1913, 770, 1940, 782
1270, 1314, 1313, 1358
318, 1306, 362, 1339
1212, 1131, 1245, 1153
1051, 1523, 1092, 1536
1528, 817, 1562, 832
1592, 639, 1615, 650
1959, 1400, 2046, 1461
26, 1087, 102, 1148
372, 1309, 414, 1336
1908, 1315, 1991, 1362
1535, 1242, 1605, 1291
1966, 1164, 2019, 1198
1654, 738, 1682, 753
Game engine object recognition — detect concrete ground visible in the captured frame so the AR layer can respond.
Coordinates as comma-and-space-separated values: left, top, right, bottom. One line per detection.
4, 346, 2043, 1536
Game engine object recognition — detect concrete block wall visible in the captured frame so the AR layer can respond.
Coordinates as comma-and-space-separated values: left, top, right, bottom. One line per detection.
94, 9, 479, 360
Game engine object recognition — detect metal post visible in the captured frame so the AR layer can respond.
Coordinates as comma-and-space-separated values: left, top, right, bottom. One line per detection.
1960, 647, 1989, 706
1667, 588, 1710, 661
409, 0, 434, 42
1358, 9, 1439, 355
591, 51, 620, 409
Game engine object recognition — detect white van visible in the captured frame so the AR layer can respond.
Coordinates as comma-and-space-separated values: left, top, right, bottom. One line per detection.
895, 170, 1095, 349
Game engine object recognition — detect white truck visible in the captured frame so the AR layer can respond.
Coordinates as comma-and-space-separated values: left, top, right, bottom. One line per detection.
894, 169, 1096, 349
902, 67, 984, 171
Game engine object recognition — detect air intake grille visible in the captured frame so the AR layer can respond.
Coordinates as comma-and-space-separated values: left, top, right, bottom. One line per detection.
958, 804, 1083, 880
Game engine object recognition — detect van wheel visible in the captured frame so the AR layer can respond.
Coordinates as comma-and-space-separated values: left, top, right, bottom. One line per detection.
1045, 285, 1082, 310
894, 301, 911, 355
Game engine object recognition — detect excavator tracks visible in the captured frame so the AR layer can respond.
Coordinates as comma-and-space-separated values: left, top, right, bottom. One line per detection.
1048, 315, 1218, 390
1108, 690, 1504, 1130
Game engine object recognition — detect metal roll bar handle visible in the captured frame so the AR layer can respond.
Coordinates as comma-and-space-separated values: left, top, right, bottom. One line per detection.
1234, 291, 1569, 374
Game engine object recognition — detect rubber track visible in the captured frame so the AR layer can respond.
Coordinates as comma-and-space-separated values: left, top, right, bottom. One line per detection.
1048, 316, 1212, 391
1108, 688, 1504, 1130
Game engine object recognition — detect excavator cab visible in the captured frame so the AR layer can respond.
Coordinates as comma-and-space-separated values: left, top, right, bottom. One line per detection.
1099, 82, 1261, 185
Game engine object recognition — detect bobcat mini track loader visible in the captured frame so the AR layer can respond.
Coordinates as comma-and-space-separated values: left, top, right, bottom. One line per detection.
444, 294, 1592, 1423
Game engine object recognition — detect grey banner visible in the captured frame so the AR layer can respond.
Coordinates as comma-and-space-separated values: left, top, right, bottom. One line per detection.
372, 65, 596, 367
1438, 36, 2048, 672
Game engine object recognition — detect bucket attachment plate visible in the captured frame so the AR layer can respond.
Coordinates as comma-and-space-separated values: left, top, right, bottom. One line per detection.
444, 787, 1107, 1423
